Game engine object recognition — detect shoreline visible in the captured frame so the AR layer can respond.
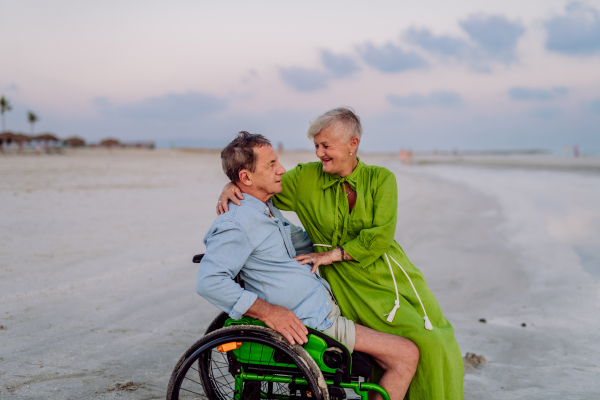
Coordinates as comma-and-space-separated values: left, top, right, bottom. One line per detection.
1, 150, 599, 399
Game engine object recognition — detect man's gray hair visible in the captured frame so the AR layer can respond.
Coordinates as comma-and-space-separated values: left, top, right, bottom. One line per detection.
221, 131, 272, 183
307, 107, 362, 142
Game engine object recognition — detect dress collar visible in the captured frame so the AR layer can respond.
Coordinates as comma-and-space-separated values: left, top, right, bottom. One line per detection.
321, 157, 363, 189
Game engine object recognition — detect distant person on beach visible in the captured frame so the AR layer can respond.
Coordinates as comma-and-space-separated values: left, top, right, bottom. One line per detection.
217, 108, 464, 399
198, 132, 420, 400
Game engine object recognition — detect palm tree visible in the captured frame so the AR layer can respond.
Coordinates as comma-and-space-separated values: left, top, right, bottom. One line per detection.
0, 96, 12, 131
27, 111, 38, 135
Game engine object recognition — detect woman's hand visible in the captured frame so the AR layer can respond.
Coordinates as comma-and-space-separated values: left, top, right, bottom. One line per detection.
294, 247, 354, 273
294, 251, 335, 274
216, 182, 244, 215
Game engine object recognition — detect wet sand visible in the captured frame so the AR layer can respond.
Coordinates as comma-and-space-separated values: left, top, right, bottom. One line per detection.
1, 149, 599, 399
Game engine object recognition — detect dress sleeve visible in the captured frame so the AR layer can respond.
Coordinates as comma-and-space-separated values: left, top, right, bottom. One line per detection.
343, 170, 398, 269
272, 164, 301, 211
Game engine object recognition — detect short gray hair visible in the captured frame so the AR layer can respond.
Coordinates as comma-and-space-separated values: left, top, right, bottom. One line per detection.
307, 107, 362, 142
221, 131, 272, 183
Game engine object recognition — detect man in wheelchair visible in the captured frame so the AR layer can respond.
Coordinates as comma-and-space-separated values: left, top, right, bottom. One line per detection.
192, 132, 419, 400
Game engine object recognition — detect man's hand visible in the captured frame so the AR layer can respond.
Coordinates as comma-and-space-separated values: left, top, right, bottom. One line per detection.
245, 298, 308, 345
262, 304, 309, 345
217, 183, 244, 215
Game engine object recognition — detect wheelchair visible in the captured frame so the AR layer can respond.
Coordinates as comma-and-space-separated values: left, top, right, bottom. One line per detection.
165, 254, 390, 400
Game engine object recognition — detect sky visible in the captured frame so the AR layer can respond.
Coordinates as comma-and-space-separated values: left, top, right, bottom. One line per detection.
1, 0, 600, 153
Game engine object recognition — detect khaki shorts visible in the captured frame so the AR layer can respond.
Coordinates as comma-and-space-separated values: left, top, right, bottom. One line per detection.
321, 292, 356, 352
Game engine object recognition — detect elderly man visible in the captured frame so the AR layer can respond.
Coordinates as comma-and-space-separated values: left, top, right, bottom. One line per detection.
197, 131, 419, 400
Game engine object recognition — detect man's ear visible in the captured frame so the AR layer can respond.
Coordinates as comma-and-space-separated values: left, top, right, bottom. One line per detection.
238, 169, 252, 187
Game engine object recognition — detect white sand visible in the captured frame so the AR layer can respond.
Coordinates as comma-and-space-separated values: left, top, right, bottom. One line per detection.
1, 149, 599, 399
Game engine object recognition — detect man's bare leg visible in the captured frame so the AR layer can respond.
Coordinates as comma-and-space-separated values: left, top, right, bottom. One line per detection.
353, 324, 419, 400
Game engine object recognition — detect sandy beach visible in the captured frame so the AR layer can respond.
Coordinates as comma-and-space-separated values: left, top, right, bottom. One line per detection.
1, 149, 599, 399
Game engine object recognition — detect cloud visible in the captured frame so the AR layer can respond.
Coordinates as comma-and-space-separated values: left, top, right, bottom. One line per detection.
94, 91, 227, 120
544, 2, 600, 56
280, 67, 328, 92
404, 14, 525, 71
4, 83, 18, 91
320, 50, 361, 77
279, 51, 359, 92
508, 86, 568, 101
527, 106, 561, 119
358, 42, 428, 73
459, 14, 525, 63
386, 91, 464, 108
587, 97, 600, 114
404, 28, 471, 60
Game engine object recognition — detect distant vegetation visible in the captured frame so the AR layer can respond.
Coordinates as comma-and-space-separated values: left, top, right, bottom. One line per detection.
27, 111, 38, 135
0, 95, 154, 153
0, 96, 12, 131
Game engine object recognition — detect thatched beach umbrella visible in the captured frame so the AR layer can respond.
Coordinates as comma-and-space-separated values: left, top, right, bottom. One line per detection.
13, 133, 32, 143
0, 131, 14, 150
12, 133, 32, 150
63, 136, 86, 147
34, 133, 60, 142
0, 131, 14, 141
100, 138, 120, 148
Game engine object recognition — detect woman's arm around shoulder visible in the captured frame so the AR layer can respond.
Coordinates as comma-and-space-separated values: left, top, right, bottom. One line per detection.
272, 161, 321, 211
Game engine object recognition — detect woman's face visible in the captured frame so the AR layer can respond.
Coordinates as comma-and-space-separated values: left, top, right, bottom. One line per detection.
313, 123, 359, 177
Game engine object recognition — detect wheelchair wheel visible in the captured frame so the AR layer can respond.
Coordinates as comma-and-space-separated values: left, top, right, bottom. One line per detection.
166, 325, 329, 400
205, 311, 229, 334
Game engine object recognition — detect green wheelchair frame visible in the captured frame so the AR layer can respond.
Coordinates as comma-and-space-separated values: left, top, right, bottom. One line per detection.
165, 254, 390, 400
222, 317, 389, 400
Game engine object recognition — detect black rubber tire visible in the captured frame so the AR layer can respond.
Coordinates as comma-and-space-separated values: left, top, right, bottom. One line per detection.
166, 325, 329, 400
205, 312, 229, 335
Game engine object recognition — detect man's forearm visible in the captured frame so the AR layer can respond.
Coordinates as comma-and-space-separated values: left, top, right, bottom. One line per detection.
244, 297, 272, 320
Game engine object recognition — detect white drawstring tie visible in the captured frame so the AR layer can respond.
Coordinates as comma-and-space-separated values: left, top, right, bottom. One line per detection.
314, 245, 433, 330
384, 253, 433, 331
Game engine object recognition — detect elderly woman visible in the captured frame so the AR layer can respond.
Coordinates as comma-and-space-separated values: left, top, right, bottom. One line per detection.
217, 107, 463, 399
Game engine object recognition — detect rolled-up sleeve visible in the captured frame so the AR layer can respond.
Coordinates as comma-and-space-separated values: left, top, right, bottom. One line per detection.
196, 220, 258, 319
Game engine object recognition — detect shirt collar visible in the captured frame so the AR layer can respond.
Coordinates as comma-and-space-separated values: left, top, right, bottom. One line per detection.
321, 157, 363, 189
239, 193, 273, 216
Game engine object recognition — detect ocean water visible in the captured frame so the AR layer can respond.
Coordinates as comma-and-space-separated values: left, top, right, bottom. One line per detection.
399, 163, 600, 398
420, 165, 600, 280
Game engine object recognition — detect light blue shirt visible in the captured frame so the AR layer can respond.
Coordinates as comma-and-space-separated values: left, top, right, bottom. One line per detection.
196, 194, 335, 331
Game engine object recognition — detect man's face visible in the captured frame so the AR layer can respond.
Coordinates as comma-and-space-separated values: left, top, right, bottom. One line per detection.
247, 145, 286, 198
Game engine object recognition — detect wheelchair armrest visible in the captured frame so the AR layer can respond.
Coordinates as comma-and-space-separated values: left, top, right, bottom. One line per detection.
306, 326, 352, 377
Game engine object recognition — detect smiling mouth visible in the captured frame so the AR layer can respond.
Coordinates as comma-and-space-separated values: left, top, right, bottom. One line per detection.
321, 158, 332, 163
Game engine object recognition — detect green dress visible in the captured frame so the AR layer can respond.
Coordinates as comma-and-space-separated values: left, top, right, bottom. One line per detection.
273, 159, 463, 400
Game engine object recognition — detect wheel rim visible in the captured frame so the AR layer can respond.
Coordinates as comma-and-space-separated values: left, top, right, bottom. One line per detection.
171, 334, 322, 400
